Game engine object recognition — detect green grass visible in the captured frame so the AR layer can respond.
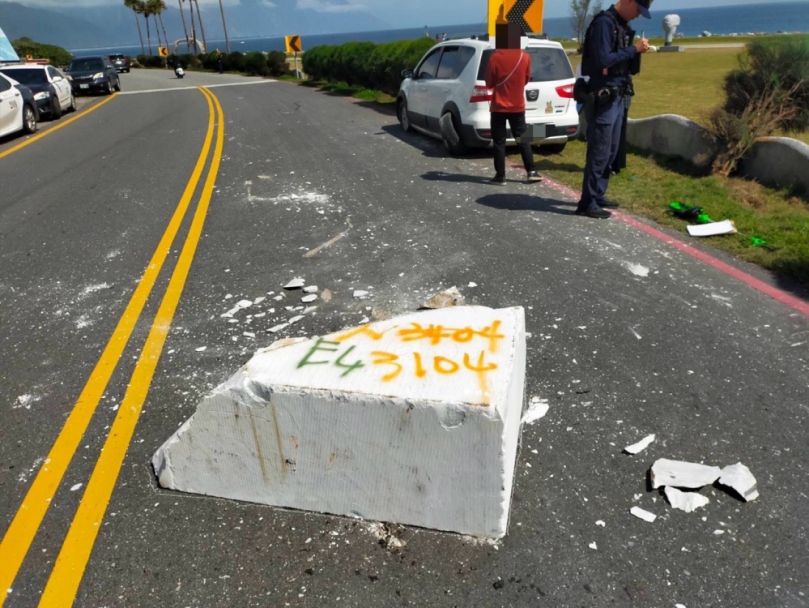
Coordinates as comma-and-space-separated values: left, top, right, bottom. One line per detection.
531, 140, 809, 287
305, 80, 396, 103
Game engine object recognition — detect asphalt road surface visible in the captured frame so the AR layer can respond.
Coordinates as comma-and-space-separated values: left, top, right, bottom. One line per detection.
1, 69, 807, 608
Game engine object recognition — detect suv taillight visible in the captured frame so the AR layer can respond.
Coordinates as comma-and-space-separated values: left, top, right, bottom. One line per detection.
555, 84, 575, 99
470, 85, 492, 103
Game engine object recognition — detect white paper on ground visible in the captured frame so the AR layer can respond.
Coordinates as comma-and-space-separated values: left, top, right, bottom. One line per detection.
624, 434, 655, 455
687, 220, 736, 237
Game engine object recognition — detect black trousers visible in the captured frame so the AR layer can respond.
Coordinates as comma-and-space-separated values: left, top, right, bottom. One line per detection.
491, 112, 535, 177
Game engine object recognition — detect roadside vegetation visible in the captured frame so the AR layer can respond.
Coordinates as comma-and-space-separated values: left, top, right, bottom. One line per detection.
11, 37, 72, 66
135, 50, 291, 77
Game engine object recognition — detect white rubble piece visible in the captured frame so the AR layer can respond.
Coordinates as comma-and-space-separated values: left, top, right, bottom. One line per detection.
303, 286, 318, 294
521, 396, 549, 425
718, 463, 759, 502
624, 434, 655, 455
301, 294, 318, 303
650, 458, 722, 489
630, 506, 657, 523
421, 286, 465, 310
153, 306, 526, 539
353, 290, 370, 299
664, 487, 710, 513
284, 278, 305, 289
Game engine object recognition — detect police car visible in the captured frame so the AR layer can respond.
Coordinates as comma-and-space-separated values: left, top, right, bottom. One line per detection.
0, 71, 38, 139
397, 36, 579, 155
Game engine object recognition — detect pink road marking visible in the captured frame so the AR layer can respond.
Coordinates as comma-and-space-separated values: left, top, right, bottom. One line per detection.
532, 171, 809, 317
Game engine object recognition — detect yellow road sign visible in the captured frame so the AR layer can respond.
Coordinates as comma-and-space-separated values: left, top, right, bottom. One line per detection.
285, 35, 302, 54
488, 0, 545, 36
158, 46, 169, 57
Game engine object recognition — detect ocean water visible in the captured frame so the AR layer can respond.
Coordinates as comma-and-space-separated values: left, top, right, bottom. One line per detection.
72, 1, 809, 57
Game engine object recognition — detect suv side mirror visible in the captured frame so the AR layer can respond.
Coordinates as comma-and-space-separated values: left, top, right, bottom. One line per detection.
401, 68, 414, 79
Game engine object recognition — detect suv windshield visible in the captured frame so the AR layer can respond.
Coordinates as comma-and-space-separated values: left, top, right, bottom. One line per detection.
109, 55, 125, 60
477, 47, 574, 82
70, 58, 104, 72
0, 68, 46, 85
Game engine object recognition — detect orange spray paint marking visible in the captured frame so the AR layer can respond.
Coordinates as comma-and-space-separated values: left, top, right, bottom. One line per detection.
412, 352, 427, 378
371, 351, 403, 381
334, 325, 399, 342
434, 356, 460, 375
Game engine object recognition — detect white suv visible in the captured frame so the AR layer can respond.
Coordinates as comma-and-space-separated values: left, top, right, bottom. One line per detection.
397, 36, 579, 156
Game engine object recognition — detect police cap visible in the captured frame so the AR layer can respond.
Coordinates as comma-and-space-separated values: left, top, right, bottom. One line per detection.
636, 0, 653, 19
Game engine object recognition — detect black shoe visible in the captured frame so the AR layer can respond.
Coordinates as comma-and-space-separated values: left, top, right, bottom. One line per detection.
598, 198, 620, 208
526, 170, 543, 183
489, 175, 506, 186
575, 205, 612, 219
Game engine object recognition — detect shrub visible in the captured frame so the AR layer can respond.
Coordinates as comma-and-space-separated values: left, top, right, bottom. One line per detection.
723, 36, 809, 134
224, 51, 245, 72
266, 50, 290, 77
243, 51, 270, 76
135, 54, 164, 68
12, 37, 72, 66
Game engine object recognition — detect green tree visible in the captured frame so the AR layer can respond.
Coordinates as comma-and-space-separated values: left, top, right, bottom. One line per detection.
124, 0, 146, 55
11, 38, 72, 66
570, 0, 603, 46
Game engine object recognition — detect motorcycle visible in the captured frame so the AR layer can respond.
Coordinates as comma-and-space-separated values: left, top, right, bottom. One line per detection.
175, 66, 185, 79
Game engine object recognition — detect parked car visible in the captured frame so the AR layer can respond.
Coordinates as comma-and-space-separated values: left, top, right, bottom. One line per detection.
109, 54, 131, 73
0, 72, 38, 138
0, 64, 75, 120
65, 56, 120, 95
397, 36, 579, 155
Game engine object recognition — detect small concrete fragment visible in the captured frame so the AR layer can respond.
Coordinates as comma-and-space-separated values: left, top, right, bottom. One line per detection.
664, 486, 710, 513
421, 286, 464, 310
650, 458, 721, 489
152, 306, 526, 539
284, 278, 305, 290
630, 506, 657, 523
301, 294, 318, 303
718, 463, 759, 502
303, 286, 318, 294
624, 434, 655, 455
521, 396, 549, 425
268, 323, 289, 333
353, 290, 370, 299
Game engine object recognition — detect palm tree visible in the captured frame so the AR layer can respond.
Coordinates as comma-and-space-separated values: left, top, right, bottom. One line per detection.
155, 0, 170, 55
185, 0, 198, 53
177, 0, 190, 52
124, 0, 146, 55
193, 0, 207, 53
218, 0, 230, 53
142, 0, 154, 54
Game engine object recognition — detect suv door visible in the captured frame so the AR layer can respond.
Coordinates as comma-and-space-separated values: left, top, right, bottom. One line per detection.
408, 47, 443, 130
430, 45, 477, 131
48, 67, 70, 107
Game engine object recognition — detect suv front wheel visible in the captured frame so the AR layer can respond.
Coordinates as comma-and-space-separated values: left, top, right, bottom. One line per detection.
397, 98, 412, 133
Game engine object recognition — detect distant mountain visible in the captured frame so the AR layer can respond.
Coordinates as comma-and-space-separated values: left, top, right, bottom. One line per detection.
0, 1, 391, 51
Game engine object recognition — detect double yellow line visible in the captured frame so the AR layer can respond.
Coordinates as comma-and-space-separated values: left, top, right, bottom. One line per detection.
0, 87, 225, 607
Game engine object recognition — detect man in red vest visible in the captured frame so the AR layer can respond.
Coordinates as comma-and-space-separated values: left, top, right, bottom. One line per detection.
485, 21, 542, 185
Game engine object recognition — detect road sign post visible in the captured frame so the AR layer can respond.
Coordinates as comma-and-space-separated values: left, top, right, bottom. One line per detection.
285, 35, 302, 78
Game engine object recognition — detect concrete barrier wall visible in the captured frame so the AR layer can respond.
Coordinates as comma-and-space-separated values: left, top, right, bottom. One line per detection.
625, 114, 809, 194
625, 114, 718, 167
741, 137, 809, 194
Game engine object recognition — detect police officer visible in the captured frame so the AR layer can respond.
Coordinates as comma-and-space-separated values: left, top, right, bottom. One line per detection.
576, 0, 652, 219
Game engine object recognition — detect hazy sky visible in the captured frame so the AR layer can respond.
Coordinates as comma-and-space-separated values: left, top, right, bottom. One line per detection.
1, 0, 802, 25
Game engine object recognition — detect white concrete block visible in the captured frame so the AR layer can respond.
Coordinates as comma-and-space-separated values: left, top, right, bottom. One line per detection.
650, 458, 721, 489
718, 463, 759, 502
153, 306, 526, 538
664, 486, 710, 513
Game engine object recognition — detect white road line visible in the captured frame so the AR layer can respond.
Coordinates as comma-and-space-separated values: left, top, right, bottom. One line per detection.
119, 80, 276, 95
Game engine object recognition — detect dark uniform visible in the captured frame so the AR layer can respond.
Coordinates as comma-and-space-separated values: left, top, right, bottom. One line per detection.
576, 1, 650, 217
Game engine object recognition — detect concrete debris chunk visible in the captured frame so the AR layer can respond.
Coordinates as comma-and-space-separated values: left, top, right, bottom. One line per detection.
151, 306, 526, 539
284, 278, 305, 290
268, 323, 289, 333
236, 300, 253, 309
521, 396, 549, 425
664, 486, 710, 513
301, 294, 318, 303
718, 463, 759, 502
624, 434, 655, 455
630, 506, 657, 523
288, 315, 304, 325
650, 458, 722, 489
303, 286, 318, 294
420, 286, 464, 310
353, 290, 370, 299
